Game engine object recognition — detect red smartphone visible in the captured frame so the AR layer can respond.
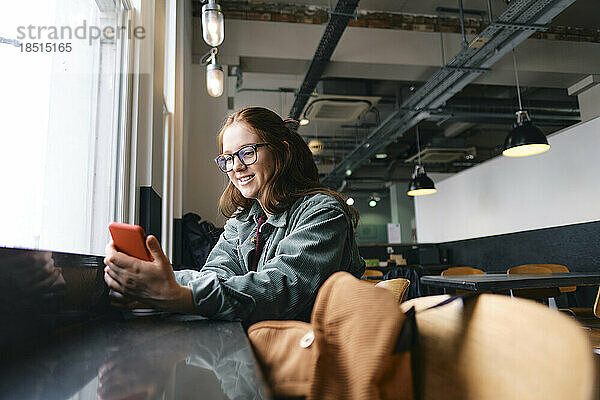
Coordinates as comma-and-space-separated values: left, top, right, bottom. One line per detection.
108, 222, 153, 261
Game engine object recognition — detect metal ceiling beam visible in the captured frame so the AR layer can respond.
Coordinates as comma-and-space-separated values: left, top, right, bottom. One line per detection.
321, 0, 576, 188
288, 0, 360, 120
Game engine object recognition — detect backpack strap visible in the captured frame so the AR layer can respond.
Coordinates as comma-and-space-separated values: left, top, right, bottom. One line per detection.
393, 293, 478, 353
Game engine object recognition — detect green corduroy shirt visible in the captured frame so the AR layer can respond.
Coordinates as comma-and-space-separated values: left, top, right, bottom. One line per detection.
175, 193, 365, 324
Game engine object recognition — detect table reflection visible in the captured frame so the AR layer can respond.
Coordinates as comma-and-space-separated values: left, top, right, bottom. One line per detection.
0, 248, 109, 358
1, 316, 269, 400
0, 248, 268, 399
0, 248, 66, 313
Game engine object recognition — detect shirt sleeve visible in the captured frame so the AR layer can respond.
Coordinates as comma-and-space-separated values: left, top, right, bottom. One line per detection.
177, 202, 352, 324
174, 217, 244, 294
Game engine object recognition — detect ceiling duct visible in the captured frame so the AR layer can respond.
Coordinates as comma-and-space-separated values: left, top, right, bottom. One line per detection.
288, 0, 360, 120
304, 96, 381, 122
405, 147, 477, 164
321, 0, 576, 188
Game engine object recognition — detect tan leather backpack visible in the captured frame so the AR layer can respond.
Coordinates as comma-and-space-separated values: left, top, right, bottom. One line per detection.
248, 272, 415, 400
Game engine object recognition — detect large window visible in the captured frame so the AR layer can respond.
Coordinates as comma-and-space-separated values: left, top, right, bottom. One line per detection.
0, 0, 132, 254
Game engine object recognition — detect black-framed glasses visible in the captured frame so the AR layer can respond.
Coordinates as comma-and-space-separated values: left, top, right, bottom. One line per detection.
214, 143, 269, 173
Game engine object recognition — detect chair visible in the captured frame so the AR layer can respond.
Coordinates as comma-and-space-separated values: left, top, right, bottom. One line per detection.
361, 269, 384, 284
375, 278, 410, 303
506, 265, 561, 305
441, 266, 484, 276
400, 294, 595, 400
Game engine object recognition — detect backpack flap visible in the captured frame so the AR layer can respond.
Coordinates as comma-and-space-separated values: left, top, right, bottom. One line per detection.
309, 272, 414, 400
248, 320, 316, 398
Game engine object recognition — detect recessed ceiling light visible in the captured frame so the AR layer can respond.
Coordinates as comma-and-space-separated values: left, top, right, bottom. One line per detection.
375, 153, 388, 159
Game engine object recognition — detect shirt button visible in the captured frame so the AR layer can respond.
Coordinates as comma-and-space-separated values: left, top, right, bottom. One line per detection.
251, 237, 256, 244
299, 331, 314, 348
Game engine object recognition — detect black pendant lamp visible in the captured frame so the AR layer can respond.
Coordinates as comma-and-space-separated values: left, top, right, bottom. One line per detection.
407, 126, 437, 197
502, 50, 550, 158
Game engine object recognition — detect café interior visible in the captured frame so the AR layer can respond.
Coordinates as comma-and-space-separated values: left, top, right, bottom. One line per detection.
1, 0, 600, 398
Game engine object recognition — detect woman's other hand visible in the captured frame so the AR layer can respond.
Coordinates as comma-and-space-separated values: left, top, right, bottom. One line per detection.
103, 235, 194, 313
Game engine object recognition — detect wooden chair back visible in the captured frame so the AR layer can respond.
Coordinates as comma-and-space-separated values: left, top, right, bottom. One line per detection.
401, 294, 595, 400
528, 264, 575, 293
441, 266, 485, 276
361, 269, 383, 284
375, 278, 411, 303
506, 265, 561, 299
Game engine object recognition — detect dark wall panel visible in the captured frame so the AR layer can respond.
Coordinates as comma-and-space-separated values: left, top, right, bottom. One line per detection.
437, 220, 600, 273
139, 186, 161, 242
172, 217, 183, 267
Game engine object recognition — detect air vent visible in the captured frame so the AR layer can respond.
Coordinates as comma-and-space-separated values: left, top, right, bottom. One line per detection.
304, 95, 380, 122
314, 103, 366, 120
405, 147, 476, 164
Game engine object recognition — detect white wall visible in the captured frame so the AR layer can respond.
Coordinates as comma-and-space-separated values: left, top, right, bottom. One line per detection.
415, 116, 600, 243
183, 64, 229, 226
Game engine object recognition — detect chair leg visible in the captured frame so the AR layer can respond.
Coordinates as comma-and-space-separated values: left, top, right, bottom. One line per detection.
548, 297, 558, 310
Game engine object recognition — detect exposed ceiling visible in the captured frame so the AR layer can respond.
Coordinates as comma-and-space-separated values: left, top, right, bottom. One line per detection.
192, 0, 599, 194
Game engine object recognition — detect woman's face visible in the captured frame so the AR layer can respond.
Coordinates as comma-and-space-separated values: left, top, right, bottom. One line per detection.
221, 123, 275, 202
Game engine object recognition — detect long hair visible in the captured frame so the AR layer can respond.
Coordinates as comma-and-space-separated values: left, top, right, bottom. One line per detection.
217, 107, 359, 227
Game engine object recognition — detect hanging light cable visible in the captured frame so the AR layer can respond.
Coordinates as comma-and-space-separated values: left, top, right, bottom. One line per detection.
200, 48, 224, 97
502, 49, 550, 157
202, 0, 224, 47
407, 126, 437, 197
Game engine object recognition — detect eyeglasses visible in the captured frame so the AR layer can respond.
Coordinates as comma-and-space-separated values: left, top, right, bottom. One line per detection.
214, 143, 269, 173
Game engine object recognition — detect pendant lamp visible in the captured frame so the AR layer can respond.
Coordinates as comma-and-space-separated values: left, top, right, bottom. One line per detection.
407, 126, 437, 197
201, 48, 224, 98
502, 50, 550, 157
202, 0, 224, 47
408, 165, 437, 196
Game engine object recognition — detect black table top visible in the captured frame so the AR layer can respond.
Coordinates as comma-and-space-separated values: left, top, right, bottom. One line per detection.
420, 272, 600, 291
0, 314, 271, 400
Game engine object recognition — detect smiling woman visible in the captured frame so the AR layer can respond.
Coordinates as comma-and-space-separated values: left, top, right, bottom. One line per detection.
104, 107, 365, 324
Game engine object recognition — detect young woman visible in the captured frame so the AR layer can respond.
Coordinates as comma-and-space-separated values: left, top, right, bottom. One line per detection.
104, 107, 365, 324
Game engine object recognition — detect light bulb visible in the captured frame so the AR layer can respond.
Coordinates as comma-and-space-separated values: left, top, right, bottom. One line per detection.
202, 3, 224, 47
308, 139, 324, 155
206, 63, 224, 97
407, 188, 437, 196
502, 144, 550, 157
346, 197, 355, 206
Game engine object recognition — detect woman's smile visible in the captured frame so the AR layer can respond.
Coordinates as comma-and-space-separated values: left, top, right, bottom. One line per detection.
237, 174, 255, 185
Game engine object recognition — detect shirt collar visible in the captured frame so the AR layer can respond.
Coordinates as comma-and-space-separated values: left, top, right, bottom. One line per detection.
238, 200, 287, 228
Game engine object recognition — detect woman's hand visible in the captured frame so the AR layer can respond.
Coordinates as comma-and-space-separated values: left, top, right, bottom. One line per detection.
103, 235, 194, 313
